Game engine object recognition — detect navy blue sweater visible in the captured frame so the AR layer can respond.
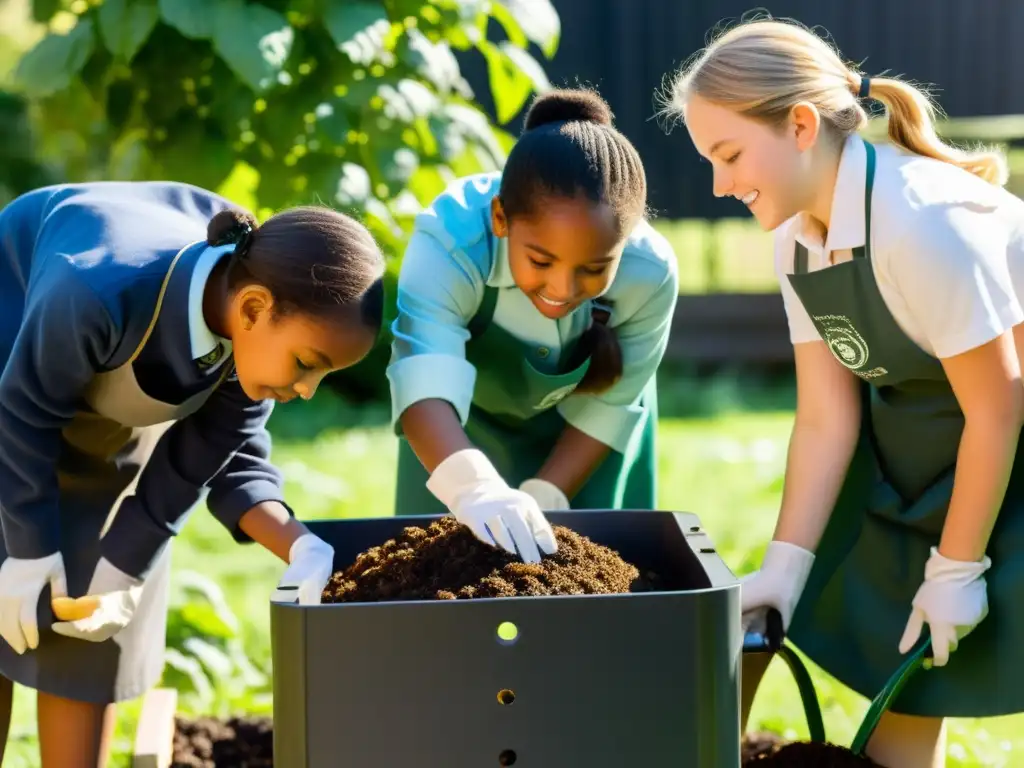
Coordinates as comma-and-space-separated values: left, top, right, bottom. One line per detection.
0, 182, 285, 579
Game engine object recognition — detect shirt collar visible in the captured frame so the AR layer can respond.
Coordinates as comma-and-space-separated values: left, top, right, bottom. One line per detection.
486, 221, 517, 288
794, 133, 868, 254
187, 243, 234, 362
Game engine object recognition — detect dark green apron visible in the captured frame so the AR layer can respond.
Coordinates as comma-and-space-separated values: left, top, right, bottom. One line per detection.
395, 284, 658, 516
786, 139, 1024, 717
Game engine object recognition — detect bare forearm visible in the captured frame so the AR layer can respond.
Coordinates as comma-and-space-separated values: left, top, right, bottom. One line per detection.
774, 416, 860, 551
238, 501, 309, 563
400, 399, 474, 474
940, 416, 1021, 562
535, 425, 612, 499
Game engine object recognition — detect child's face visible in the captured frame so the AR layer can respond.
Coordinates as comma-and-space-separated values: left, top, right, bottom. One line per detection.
683, 94, 817, 232
227, 291, 377, 404
492, 195, 625, 320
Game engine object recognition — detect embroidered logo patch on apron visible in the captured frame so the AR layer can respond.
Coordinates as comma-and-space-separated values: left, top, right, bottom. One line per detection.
814, 313, 889, 379
534, 383, 578, 411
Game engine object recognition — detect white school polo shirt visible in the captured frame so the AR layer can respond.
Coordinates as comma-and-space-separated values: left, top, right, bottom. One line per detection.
775, 134, 1024, 359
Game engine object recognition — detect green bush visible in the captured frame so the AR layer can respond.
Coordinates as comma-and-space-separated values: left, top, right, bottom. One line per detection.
12, 0, 561, 399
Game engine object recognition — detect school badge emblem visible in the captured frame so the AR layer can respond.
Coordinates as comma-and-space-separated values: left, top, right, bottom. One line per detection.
815, 314, 869, 370
535, 384, 578, 410
197, 343, 225, 370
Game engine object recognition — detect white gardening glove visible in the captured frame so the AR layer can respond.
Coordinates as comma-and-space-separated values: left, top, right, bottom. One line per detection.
519, 478, 570, 511
428, 449, 558, 564
898, 547, 990, 667
740, 540, 815, 635
271, 533, 335, 605
52, 557, 144, 643
0, 552, 67, 654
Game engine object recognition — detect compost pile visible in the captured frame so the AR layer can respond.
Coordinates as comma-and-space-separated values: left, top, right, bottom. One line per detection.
741, 732, 881, 767
171, 715, 273, 768
322, 516, 661, 602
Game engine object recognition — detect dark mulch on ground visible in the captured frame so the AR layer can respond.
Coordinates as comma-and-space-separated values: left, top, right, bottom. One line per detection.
171, 715, 273, 768
741, 732, 881, 766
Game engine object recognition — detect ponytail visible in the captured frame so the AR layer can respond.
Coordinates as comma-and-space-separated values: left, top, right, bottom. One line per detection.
663, 16, 1009, 187
572, 306, 623, 395
865, 77, 1008, 186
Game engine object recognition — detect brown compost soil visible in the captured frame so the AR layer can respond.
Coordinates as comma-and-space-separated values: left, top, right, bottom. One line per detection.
171, 715, 273, 768
321, 515, 662, 602
741, 732, 881, 766
168, 718, 870, 766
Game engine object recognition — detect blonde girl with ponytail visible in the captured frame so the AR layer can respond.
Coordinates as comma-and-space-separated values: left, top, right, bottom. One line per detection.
664, 16, 1024, 768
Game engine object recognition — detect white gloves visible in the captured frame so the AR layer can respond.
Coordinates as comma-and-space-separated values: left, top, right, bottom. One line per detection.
428, 449, 558, 564
519, 478, 570, 510
899, 547, 990, 667
271, 533, 335, 605
740, 540, 816, 635
0, 552, 67, 654
52, 557, 144, 644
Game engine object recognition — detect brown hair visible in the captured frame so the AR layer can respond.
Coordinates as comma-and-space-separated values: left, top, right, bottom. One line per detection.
208, 205, 386, 329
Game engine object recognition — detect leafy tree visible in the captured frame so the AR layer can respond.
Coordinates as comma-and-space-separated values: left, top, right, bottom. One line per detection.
11, 0, 560, 399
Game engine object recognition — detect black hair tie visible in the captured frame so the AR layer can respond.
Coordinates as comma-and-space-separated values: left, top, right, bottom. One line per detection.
858, 75, 871, 99
230, 221, 254, 258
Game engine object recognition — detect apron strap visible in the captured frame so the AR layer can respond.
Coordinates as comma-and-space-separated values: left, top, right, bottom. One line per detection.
853, 139, 877, 261
794, 243, 809, 275
468, 285, 499, 339
792, 139, 878, 269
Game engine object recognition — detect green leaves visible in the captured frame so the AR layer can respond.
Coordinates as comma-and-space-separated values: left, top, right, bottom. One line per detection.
14, 18, 96, 97
99, 0, 160, 62
163, 570, 269, 716
478, 39, 544, 124
159, 0, 214, 40
323, 0, 393, 66
213, 0, 295, 92
31, 0, 62, 24
493, 0, 560, 58
8, 0, 561, 404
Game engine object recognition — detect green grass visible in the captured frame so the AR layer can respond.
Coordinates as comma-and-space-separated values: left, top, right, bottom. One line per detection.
1, 388, 1022, 767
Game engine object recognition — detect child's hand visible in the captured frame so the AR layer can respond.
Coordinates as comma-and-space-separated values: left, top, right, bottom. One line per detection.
51, 557, 143, 644
427, 449, 558, 564
519, 478, 570, 511
898, 547, 990, 666
0, 552, 67, 654
740, 540, 815, 635
271, 534, 335, 605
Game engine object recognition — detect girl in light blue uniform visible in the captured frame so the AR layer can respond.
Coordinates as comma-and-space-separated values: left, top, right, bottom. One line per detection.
387, 88, 679, 562
0, 183, 384, 766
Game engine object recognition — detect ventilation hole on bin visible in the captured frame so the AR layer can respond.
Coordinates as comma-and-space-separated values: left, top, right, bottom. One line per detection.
496, 621, 519, 645
499, 749, 517, 765
497, 688, 515, 705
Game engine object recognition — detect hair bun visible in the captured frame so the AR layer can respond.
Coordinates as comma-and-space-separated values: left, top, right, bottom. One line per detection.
207, 208, 258, 255
523, 87, 614, 131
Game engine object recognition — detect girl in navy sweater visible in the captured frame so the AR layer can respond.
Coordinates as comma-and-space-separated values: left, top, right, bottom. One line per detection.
0, 181, 384, 766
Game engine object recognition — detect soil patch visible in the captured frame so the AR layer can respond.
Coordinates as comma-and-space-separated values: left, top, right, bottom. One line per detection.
741, 733, 881, 766
171, 715, 273, 768
322, 516, 662, 603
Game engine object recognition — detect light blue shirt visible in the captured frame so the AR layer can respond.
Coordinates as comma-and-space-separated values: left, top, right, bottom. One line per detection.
387, 172, 679, 454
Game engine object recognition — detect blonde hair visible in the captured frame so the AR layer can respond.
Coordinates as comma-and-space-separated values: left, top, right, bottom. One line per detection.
661, 17, 1007, 186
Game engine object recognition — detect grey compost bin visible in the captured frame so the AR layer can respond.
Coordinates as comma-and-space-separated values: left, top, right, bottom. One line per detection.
270, 509, 745, 767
